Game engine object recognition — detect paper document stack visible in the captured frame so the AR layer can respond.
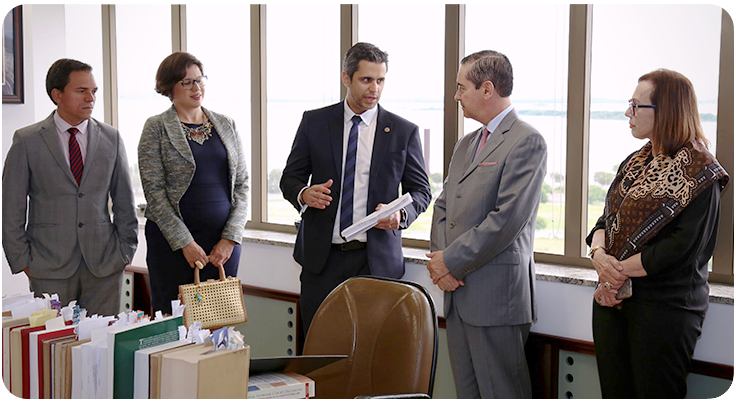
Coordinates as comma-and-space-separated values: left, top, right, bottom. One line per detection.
247, 372, 315, 399
340, 193, 413, 241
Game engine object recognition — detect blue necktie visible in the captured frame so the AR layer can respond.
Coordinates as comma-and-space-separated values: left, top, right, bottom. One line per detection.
340, 115, 362, 234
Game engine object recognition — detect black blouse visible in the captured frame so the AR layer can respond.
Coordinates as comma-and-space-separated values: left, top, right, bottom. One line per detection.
587, 183, 721, 317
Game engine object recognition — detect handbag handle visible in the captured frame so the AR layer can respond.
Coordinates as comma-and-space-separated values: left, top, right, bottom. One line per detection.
193, 261, 227, 285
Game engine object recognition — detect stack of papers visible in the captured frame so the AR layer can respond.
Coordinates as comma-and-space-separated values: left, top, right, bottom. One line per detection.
340, 193, 413, 241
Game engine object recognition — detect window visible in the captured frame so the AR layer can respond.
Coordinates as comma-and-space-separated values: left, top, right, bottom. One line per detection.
115, 5, 173, 207
587, 4, 722, 236
186, 4, 252, 221
466, 4, 570, 254
358, 4, 445, 241
64, 5, 105, 123
51, 4, 730, 279
265, 4, 340, 225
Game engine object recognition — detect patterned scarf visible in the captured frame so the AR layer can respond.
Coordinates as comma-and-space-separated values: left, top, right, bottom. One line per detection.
604, 141, 728, 261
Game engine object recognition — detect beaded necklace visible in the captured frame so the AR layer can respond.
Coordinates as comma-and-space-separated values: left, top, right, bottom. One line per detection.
181, 114, 213, 145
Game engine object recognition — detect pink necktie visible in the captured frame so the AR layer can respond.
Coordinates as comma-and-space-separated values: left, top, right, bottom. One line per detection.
474, 127, 489, 160
479, 127, 489, 150
68, 127, 84, 185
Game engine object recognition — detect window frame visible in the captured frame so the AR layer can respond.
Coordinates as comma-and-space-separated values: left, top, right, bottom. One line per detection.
98, 4, 733, 283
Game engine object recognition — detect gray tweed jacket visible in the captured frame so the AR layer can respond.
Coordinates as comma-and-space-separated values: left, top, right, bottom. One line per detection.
138, 105, 249, 250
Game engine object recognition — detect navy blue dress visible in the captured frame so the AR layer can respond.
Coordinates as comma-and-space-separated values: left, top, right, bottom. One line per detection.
146, 124, 242, 314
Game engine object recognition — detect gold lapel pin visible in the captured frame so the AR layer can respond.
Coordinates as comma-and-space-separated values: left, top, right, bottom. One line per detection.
384, 127, 390, 132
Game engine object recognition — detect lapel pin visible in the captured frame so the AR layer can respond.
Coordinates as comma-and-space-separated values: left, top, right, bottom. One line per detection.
384, 127, 390, 132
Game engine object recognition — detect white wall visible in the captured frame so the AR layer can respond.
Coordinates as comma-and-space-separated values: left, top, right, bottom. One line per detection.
2, 4, 66, 297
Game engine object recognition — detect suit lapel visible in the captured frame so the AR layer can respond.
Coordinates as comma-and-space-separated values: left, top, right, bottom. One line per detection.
369, 105, 391, 191
459, 110, 518, 182
162, 105, 195, 164
330, 103, 345, 184
461, 127, 482, 175
39, 113, 79, 186
81, 118, 101, 187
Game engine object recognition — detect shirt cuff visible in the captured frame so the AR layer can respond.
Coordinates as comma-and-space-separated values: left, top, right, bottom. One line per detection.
297, 186, 308, 214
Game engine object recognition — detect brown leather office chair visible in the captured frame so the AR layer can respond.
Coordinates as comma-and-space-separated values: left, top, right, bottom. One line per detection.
301, 276, 438, 399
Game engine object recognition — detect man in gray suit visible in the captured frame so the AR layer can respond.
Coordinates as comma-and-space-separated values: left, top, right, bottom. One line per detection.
427, 50, 547, 398
2, 59, 138, 316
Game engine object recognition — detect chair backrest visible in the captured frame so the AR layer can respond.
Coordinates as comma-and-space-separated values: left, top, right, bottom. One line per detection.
302, 276, 438, 399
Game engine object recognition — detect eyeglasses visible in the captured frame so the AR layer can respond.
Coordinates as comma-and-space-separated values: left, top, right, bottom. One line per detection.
628, 100, 656, 116
179, 75, 208, 90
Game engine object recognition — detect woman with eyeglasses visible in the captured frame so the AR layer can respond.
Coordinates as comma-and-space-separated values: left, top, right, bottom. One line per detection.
138, 52, 249, 315
585, 69, 728, 398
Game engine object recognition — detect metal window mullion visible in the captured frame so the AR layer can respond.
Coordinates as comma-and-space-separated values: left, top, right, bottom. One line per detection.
172, 5, 186, 52
101, 5, 118, 128
712, 9, 734, 281
444, 4, 463, 179
340, 4, 357, 100
563, 4, 592, 261
248, 4, 268, 227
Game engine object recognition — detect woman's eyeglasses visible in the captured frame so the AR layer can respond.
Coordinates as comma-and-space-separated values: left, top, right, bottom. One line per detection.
179, 76, 208, 90
628, 100, 656, 116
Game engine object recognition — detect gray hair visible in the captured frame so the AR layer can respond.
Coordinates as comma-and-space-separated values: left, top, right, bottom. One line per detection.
461, 50, 513, 97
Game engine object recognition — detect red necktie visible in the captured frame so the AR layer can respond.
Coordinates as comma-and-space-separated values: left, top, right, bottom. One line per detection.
68, 127, 84, 185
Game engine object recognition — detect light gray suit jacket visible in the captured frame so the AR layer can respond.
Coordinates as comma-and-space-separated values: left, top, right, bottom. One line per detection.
2, 112, 138, 279
138, 106, 249, 251
430, 109, 546, 327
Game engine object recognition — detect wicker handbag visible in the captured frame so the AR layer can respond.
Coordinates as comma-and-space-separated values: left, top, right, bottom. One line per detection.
178, 262, 247, 330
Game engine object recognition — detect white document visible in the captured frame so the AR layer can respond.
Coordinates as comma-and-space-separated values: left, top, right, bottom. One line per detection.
71, 343, 82, 398
340, 192, 413, 241
2, 293, 34, 313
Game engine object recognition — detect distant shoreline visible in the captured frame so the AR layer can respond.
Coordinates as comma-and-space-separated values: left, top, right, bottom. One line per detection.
517, 109, 717, 122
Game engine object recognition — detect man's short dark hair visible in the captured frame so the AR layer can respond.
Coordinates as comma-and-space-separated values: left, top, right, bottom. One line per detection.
155, 52, 205, 99
342, 42, 389, 80
461, 50, 513, 97
46, 59, 93, 105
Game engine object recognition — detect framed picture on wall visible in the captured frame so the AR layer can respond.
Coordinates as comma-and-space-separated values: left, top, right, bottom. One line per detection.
3, 6, 24, 104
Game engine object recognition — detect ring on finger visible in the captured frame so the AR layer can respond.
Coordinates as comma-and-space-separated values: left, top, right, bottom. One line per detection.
598, 295, 602, 303
604, 281, 612, 290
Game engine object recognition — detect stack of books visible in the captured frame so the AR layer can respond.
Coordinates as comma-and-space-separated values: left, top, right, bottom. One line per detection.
2, 295, 317, 399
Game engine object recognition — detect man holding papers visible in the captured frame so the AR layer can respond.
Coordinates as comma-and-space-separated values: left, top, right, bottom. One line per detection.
280, 43, 431, 334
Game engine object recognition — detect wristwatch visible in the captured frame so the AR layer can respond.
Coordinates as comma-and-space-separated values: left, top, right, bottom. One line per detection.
399, 207, 408, 229
588, 246, 606, 259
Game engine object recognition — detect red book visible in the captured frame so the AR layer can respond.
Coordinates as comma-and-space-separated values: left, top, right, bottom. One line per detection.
20, 326, 46, 399
32, 326, 76, 399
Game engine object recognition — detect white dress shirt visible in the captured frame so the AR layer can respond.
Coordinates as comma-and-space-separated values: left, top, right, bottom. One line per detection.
331, 102, 378, 243
296, 101, 378, 243
53, 111, 89, 166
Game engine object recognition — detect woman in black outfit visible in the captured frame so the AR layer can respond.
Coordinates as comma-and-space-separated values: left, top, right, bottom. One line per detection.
587, 69, 728, 398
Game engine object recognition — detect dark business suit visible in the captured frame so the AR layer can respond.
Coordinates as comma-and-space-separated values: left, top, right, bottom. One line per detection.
431, 109, 546, 398
281, 101, 431, 331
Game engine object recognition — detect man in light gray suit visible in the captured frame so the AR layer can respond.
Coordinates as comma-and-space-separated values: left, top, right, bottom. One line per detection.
2, 59, 138, 315
427, 50, 547, 398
